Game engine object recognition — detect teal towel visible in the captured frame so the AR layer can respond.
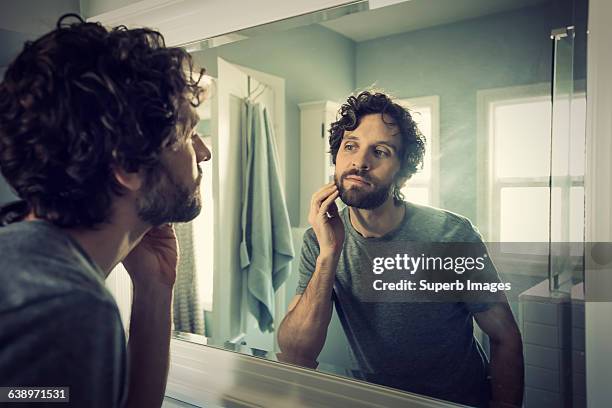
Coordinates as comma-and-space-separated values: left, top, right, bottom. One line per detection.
240, 101, 294, 332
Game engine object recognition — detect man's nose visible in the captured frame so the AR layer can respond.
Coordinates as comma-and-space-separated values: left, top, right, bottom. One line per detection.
195, 137, 212, 163
351, 149, 370, 170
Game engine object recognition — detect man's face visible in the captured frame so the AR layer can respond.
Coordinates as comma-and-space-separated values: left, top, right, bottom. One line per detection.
136, 102, 211, 226
334, 113, 402, 209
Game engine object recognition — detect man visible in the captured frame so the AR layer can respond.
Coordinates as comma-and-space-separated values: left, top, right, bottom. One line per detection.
0, 15, 210, 408
277, 91, 524, 408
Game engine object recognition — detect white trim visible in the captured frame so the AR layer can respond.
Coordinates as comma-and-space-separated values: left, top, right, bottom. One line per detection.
166, 339, 462, 407
87, 0, 359, 47
585, 0, 612, 406
86, 0, 182, 26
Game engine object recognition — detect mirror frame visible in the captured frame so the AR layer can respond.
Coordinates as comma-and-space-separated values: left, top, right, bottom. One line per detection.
92, 0, 612, 405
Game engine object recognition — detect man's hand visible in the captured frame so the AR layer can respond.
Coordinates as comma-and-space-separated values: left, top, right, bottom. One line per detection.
309, 182, 345, 257
277, 183, 343, 361
122, 223, 178, 287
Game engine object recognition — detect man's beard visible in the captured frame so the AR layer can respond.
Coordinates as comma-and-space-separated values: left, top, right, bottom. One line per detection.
136, 164, 202, 226
335, 169, 393, 210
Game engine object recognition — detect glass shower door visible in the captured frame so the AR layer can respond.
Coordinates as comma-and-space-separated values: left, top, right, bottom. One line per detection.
545, 24, 587, 408
549, 26, 584, 294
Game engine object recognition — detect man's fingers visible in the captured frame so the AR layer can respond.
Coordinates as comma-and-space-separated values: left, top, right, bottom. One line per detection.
310, 183, 337, 213
319, 190, 340, 217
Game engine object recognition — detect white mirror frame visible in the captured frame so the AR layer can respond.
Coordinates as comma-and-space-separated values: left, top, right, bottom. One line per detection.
94, 0, 612, 405
585, 0, 612, 405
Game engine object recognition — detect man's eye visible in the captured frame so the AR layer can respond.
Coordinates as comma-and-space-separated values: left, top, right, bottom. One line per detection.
375, 149, 390, 157
344, 143, 355, 151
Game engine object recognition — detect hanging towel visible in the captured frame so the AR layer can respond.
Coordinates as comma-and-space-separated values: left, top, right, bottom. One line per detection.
173, 221, 205, 335
240, 101, 294, 332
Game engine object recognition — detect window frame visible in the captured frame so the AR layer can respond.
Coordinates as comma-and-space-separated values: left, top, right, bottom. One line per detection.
477, 83, 552, 243
477, 83, 586, 276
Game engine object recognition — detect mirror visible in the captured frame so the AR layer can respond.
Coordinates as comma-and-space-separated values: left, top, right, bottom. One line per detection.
171, 0, 588, 406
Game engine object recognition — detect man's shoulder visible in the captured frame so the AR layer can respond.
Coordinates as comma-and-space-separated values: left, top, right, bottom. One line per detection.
0, 289, 127, 405
0, 219, 70, 253
0, 221, 114, 311
401, 201, 481, 242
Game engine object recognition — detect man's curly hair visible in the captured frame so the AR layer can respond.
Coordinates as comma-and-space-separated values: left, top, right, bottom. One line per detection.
0, 14, 205, 228
329, 90, 426, 203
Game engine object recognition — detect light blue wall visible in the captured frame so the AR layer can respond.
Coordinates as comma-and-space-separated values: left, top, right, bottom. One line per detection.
355, 5, 567, 222
191, 24, 355, 226
0, 1, 81, 206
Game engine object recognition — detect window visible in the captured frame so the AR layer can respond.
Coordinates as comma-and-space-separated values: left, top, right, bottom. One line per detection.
398, 96, 439, 207
479, 85, 585, 249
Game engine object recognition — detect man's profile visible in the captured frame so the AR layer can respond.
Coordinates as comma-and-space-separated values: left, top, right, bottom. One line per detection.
277, 91, 524, 408
0, 14, 210, 408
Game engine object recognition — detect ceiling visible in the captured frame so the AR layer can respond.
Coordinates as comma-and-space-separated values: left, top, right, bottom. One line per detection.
320, 0, 550, 42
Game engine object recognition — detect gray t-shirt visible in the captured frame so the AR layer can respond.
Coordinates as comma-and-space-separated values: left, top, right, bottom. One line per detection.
297, 201, 501, 407
0, 220, 127, 408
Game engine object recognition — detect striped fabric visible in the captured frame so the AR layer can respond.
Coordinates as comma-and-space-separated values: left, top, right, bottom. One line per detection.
172, 221, 205, 335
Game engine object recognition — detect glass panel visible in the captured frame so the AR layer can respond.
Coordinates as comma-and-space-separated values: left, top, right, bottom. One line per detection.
570, 186, 585, 243
570, 96, 587, 177
550, 26, 576, 292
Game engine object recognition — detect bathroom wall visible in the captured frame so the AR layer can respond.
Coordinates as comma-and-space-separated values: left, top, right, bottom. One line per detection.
0, 0, 81, 205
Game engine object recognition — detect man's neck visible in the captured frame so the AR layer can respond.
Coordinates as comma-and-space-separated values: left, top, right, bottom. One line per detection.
348, 198, 406, 238
29, 200, 150, 278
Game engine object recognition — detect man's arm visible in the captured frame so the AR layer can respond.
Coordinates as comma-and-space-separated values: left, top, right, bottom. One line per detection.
277, 253, 339, 366
122, 224, 178, 408
125, 280, 173, 408
474, 302, 524, 408
277, 182, 344, 365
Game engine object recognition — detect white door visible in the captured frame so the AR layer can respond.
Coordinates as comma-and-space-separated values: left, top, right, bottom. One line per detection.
212, 58, 286, 353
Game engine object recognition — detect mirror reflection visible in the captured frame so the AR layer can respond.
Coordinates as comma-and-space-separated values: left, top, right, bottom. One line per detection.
172, 0, 588, 406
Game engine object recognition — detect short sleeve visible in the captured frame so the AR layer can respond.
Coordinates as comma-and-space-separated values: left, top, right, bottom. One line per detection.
295, 228, 320, 295
457, 218, 506, 314
0, 292, 128, 408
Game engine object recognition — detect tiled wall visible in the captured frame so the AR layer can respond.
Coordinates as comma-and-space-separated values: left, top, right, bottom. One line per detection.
519, 282, 586, 407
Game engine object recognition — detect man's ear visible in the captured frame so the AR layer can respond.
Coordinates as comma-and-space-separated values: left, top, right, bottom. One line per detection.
112, 166, 145, 192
